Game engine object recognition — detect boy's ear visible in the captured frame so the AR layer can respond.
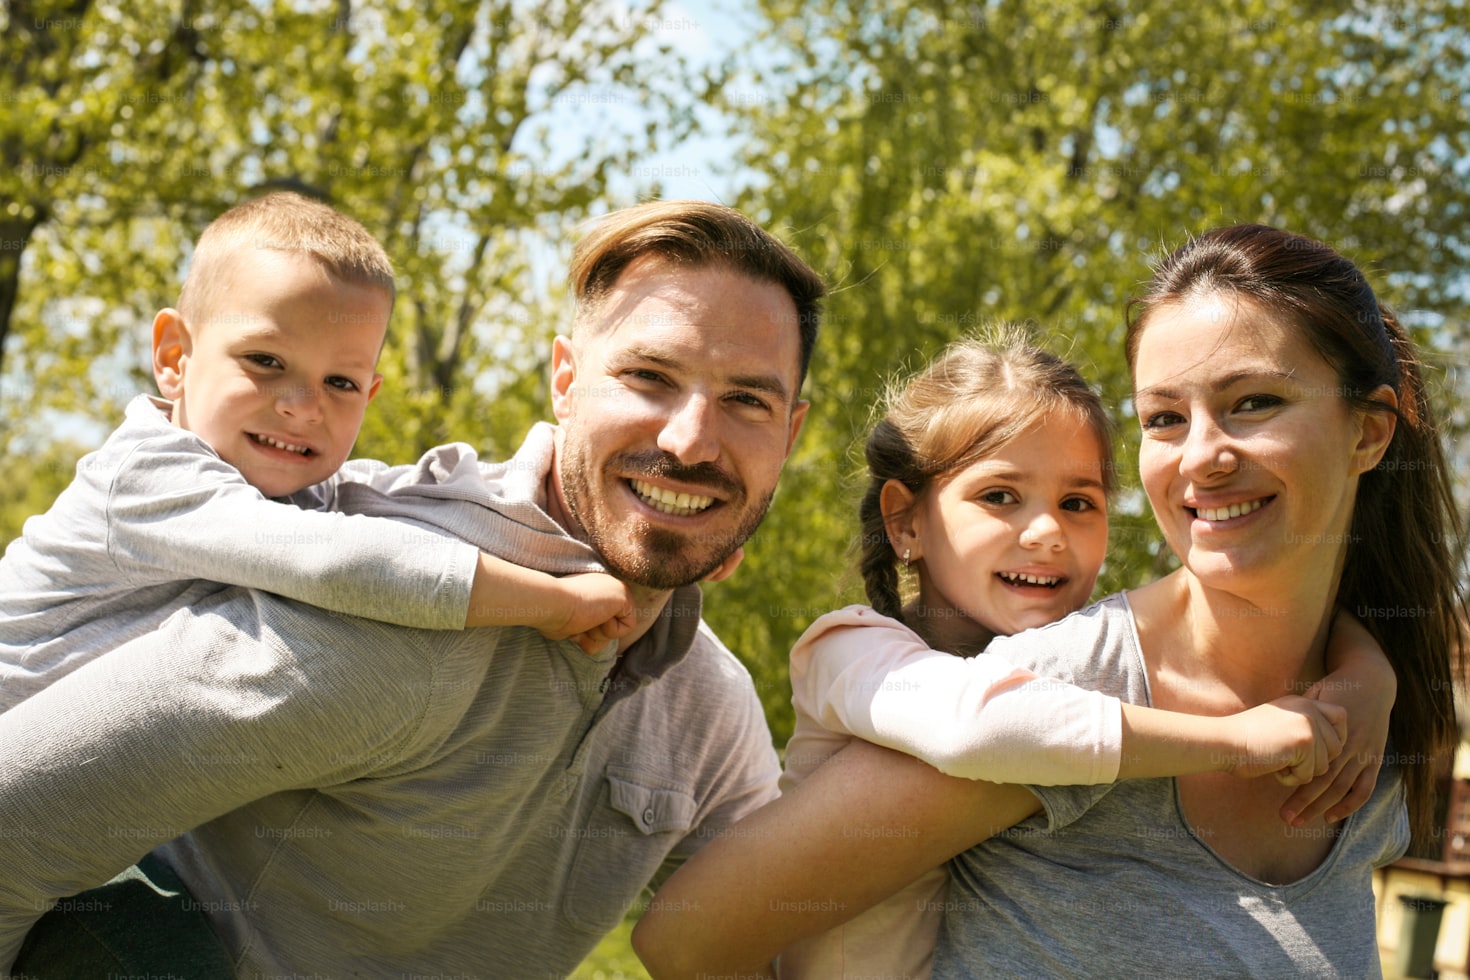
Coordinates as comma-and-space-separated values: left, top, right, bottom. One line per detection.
367, 373, 384, 402
879, 478, 922, 563
550, 335, 577, 422
152, 309, 191, 400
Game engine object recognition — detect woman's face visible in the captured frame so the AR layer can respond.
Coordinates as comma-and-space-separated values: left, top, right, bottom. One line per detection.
1131, 294, 1388, 600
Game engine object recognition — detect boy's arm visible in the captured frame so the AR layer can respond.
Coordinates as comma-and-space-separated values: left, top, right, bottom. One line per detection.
0, 591, 434, 971
465, 554, 634, 644
109, 439, 479, 630
1279, 609, 1396, 826
795, 609, 1344, 789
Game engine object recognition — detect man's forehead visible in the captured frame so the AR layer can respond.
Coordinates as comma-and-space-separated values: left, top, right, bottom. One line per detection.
582, 258, 803, 388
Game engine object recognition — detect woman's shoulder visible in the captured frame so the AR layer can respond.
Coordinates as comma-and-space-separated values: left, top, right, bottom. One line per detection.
984, 593, 1147, 701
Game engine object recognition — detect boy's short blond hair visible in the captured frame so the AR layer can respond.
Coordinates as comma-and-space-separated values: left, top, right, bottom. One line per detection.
178, 192, 396, 321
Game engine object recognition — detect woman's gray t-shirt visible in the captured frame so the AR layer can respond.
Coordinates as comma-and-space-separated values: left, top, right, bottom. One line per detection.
934, 593, 1408, 979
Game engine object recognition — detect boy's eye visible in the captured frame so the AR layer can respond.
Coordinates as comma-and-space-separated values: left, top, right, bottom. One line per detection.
245, 353, 282, 369
325, 376, 359, 392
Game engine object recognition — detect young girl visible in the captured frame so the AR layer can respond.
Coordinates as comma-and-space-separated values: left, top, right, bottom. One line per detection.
767, 331, 1392, 979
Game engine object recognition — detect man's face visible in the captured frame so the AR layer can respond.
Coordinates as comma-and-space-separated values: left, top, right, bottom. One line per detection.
551, 257, 808, 590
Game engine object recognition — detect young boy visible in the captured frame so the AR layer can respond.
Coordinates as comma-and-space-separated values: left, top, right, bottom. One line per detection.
0, 192, 633, 711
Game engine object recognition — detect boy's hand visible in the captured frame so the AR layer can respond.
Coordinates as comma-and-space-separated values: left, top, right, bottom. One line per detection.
535, 572, 636, 655
1220, 693, 1346, 784
1279, 611, 1395, 826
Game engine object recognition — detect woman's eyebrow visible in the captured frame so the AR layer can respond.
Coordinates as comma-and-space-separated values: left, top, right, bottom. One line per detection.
1135, 368, 1297, 402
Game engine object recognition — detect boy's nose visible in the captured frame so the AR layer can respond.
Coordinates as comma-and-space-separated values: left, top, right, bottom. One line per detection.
275, 384, 324, 423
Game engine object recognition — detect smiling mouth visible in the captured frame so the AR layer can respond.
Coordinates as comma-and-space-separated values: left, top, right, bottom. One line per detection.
251, 433, 313, 457
1189, 497, 1269, 522
630, 478, 716, 516
997, 571, 1064, 589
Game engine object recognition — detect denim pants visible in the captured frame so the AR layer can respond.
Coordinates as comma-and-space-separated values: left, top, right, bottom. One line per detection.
12, 852, 234, 978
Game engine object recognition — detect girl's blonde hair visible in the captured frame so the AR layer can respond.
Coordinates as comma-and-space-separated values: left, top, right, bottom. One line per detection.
858, 327, 1114, 625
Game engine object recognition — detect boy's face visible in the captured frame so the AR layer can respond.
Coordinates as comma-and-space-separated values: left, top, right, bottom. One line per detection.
153, 249, 390, 498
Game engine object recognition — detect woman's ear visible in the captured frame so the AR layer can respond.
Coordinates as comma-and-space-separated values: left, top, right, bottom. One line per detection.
880, 479, 922, 563
1351, 384, 1399, 475
152, 309, 191, 401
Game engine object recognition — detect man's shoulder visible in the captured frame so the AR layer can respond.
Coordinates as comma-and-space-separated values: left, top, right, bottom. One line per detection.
676, 620, 762, 690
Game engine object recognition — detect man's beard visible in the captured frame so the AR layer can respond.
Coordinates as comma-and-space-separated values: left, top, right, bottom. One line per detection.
559, 443, 772, 590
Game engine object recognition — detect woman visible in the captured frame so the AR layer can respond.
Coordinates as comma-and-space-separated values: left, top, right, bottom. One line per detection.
633, 225, 1464, 978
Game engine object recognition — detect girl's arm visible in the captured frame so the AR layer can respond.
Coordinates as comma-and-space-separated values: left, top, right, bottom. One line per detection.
1280, 609, 1396, 826
796, 609, 1344, 789
632, 740, 1040, 979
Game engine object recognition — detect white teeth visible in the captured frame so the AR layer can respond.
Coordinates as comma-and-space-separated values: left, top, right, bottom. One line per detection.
254, 434, 309, 455
1196, 499, 1265, 522
631, 479, 715, 516
999, 571, 1061, 587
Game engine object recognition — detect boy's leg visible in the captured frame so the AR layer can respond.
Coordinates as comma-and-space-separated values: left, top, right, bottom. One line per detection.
12, 852, 234, 978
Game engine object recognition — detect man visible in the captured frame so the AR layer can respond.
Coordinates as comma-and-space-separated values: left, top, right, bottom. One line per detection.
0, 200, 825, 976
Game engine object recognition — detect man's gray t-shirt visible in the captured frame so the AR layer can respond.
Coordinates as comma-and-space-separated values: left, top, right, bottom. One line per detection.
933, 594, 1408, 979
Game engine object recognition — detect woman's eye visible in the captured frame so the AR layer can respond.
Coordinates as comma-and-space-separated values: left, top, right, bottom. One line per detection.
1141, 410, 1183, 430
1237, 394, 1282, 412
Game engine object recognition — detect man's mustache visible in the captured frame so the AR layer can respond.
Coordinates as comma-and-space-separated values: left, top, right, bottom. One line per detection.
611, 450, 742, 498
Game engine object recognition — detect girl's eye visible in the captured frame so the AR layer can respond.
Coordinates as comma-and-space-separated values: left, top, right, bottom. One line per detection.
980, 489, 1017, 506
325, 376, 360, 392
245, 353, 282, 369
1061, 496, 1097, 513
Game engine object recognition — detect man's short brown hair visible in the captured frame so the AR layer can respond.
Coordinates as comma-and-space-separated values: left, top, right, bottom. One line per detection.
568, 200, 825, 386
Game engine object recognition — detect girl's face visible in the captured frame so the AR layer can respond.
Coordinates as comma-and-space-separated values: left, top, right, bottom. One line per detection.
1131, 294, 1393, 601
901, 413, 1110, 643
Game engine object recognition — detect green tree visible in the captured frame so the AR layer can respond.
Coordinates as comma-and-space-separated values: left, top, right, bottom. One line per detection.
709, 0, 1470, 743
0, 0, 694, 467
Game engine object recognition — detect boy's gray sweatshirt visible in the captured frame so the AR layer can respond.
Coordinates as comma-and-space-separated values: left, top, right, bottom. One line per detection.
0, 394, 478, 710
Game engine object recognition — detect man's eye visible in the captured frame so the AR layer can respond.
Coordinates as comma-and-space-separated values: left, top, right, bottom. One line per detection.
731, 392, 770, 410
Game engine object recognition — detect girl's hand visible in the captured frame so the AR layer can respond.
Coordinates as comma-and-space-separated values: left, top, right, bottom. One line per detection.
1220, 693, 1346, 784
1279, 611, 1395, 826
